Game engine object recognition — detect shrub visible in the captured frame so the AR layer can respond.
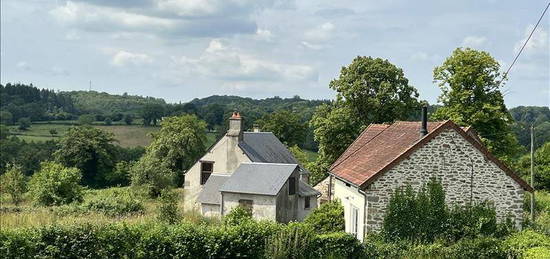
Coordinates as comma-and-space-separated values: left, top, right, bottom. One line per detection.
447, 237, 506, 259
28, 161, 83, 206
0, 164, 26, 205
504, 229, 550, 258
130, 154, 175, 197
311, 232, 364, 258
524, 247, 550, 259
265, 222, 315, 259
81, 188, 144, 216
17, 117, 31, 130
303, 200, 345, 234
104, 161, 133, 187
157, 189, 181, 224
223, 206, 252, 226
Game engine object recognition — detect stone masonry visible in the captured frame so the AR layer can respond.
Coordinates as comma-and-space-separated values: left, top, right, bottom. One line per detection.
363, 128, 525, 233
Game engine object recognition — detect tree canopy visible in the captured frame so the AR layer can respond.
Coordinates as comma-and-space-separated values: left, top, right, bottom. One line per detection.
256, 110, 307, 147
431, 48, 522, 160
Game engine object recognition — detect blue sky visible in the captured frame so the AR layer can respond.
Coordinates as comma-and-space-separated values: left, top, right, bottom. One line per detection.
1, 0, 548, 107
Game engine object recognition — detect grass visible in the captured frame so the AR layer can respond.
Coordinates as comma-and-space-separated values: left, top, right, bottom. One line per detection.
9, 123, 222, 148
0, 187, 206, 229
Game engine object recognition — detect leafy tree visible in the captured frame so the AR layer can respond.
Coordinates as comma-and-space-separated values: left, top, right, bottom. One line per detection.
141, 103, 164, 126
0, 124, 9, 139
0, 164, 27, 205
223, 206, 253, 226
289, 145, 308, 166
78, 114, 95, 125
132, 114, 207, 195
0, 110, 13, 124
104, 117, 112, 126
0, 138, 57, 175
28, 161, 83, 206
104, 161, 133, 187
329, 56, 420, 123
123, 114, 133, 125
256, 110, 306, 146
54, 126, 117, 187
432, 48, 522, 160
510, 106, 550, 150
49, 128, 58, 138
515, 142, 550, 190
303, 200, 345, 234
17, 117, 31, 130
157, 188, 182, 224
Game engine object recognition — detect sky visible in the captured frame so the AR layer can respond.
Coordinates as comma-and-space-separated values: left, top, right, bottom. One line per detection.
1, 0, 549, 107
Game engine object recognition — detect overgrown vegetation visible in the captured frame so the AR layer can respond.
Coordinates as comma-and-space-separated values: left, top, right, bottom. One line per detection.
27, 162, 83, 206
303, 200, 345, 234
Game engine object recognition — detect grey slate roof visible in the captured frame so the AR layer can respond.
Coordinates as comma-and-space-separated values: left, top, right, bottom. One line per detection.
240, 132, 299, 164
197, 174, 229, 205
298, 180, 321, 197
219, 162, 299, 196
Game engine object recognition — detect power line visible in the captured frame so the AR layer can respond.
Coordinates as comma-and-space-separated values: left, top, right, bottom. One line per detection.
502, 2, 550, 82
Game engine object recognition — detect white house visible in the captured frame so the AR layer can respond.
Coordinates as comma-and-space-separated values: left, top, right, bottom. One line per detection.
184, 112, 319, 221
325, 108, 532, 241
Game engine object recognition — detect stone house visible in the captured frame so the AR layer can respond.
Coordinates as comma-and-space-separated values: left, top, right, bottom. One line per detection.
325, 108, 532, 241
184, 112, 319, 221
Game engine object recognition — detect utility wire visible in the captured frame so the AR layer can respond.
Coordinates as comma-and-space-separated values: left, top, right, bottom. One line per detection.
502, 2, 550, 82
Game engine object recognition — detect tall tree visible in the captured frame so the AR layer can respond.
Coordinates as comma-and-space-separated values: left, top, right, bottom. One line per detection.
54, 126, 117, 187
256, 110, 306, 146
131, 114, 207, 195
311, 56, 420, 181
432, 48, 522, 159
141, 103, 165, 126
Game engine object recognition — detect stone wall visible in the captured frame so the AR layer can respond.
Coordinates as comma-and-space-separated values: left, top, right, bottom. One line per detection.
364, 128, 525, 233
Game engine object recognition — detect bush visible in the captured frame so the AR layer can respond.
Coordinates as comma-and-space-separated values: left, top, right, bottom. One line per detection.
303, 200, 345, 234
28, 161, 83, 206
157, 189, 181, 224
504, 229, 550, 258
524, 247, 550, 259
265, 222, 315, 259
0, 164, 26, 205
447, 237, 506, 259
17, 117, 31, 130
104, 161, 133, 187
130, 154, 175, 197
223, 206, 252, 226
311, 232, 364, 258
81, 188, 144, 216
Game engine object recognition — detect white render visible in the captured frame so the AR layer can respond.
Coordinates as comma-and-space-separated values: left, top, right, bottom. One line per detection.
332, 127, 526, 241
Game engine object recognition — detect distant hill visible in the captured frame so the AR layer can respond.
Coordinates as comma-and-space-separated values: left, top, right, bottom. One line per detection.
509, 106, 550, 150
63, 90, 166, 116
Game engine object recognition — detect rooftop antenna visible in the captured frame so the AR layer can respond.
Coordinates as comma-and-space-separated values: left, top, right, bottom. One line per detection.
89, 80, 92, 91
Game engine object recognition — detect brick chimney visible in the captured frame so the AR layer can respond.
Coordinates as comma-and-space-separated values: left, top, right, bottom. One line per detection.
227, 112, 243, 141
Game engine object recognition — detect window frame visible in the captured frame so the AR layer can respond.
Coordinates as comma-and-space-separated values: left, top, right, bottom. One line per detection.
238, 199, 253, 213
200, 161, 214, 185
304, 196, 310, 209
288, 177, 296, 195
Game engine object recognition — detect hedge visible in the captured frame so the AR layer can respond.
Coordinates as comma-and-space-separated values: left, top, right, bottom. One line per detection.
0, 221, 360, 259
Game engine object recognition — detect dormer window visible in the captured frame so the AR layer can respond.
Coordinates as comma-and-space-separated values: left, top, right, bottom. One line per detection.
200, 162, 213, 185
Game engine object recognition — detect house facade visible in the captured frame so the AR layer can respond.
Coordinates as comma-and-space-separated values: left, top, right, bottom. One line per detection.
184, 112, 319, 221
325, 110, 532, 241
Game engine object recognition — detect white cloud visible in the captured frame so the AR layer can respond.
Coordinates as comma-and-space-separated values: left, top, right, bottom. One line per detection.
514, 25, 548, 56
174, 39, 317, 82
301, 41, 326, 50
111, 50, 153, 66
461, 36, 487, 48
16, 61, 30, 70
255, 28, 273, 41
304, 22, 335, 42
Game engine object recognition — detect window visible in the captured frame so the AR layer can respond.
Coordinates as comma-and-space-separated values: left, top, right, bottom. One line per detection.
200, 162, 213, 185
238, 199, 253, 212
304, 196, 310, 209
288, 177, 296, 195
351, 206, 359, 237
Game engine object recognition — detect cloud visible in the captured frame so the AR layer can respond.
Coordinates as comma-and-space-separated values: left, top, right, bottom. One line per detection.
16, 61, 30, 71
111, 50, 153, 66
304, 22, 335, 42
461, 36, 487, 48
174, 39, 317, 82
314, 8, 355, 18
50, 66, 70, 76
49, 0, 274, 38
255, 28, 273, 41
514, 25, 548, 56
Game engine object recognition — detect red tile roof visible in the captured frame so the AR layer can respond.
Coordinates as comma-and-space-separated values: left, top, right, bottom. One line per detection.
329, 120, 533, 192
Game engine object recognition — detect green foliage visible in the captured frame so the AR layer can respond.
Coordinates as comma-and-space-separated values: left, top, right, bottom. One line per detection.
383, 178, 514, 243
157, 189, 182, 224
256, 110, 307, 146
141, 103, 164, 126
303, 200, 345, 234
306, 159, 330, 186
0, 164, 27, 205
524, 246, 550, 259
123, 114, 133, 125
104, 161, 133, 186
104, 117, 112, 126
265, 222, 315, 259
509, 106, 550, 150
515, 142, 550, 190
0, 137, 57, 175
17, 117, 31, 130
504, 230, 550, 258
223, 206, 253, 226
49, 128, 58, 137
28, 161, 83, 206
0, 110, 13, 124
133, 114, 207, 191
0, 124, 9, 139
432, 48, 521, 159
78, 114, 95, 125
54, 126, 117, 187
80, 188, 144, 216
289, 145, 308, 166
